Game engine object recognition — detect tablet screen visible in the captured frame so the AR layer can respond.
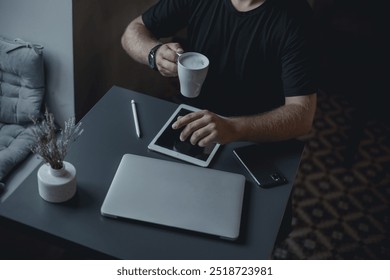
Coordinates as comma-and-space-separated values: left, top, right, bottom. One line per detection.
148, 104, 220, 167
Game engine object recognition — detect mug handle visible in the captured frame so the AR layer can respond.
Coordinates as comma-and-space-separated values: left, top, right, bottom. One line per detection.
176, 52, 183, 62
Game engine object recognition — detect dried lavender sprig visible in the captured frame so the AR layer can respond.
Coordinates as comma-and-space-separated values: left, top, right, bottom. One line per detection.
30, 109, 83, 170
58, 117, 83, 161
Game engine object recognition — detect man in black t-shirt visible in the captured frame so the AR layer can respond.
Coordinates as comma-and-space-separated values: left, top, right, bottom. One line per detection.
121, 0, 317, 148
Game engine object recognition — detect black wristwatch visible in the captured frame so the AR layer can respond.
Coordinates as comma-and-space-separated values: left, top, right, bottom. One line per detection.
148, 43, 163, 70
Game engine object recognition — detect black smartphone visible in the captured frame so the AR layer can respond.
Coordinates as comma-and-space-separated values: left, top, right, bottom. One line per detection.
233, 144, 288, 188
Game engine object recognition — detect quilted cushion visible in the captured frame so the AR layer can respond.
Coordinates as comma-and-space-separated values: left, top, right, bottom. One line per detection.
0, 36, 45, 125
0, 123, 36, 182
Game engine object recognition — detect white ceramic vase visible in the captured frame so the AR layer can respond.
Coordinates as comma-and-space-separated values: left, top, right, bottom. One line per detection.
37, 161, 76, 203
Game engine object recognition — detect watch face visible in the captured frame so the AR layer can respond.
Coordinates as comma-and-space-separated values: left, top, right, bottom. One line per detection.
148, 52, 155, 69
148, 44, 162, 70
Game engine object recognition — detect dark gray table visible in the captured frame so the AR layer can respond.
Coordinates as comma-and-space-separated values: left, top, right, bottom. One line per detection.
0, 86, 303, 259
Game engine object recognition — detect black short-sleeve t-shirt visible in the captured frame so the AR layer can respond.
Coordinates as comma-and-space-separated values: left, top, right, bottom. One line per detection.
143, 0, 317, 116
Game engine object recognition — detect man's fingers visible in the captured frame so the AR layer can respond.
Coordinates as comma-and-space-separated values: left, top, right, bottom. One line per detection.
156, 43, 183, 76
178, 113, 211, 142
189, 125, 214, 146
172, 112, 203, 130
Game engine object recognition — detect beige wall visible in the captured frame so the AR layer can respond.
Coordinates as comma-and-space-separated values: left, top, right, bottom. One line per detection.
73, 0, 177, 120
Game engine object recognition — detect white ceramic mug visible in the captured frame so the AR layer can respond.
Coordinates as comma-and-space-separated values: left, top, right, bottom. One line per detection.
177, 52, 209, 98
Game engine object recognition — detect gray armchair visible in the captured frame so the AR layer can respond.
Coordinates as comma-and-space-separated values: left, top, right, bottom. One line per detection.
0, 36, 45, 190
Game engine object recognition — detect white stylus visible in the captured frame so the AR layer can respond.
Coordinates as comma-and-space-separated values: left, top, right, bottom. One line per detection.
131, 100, 141, 138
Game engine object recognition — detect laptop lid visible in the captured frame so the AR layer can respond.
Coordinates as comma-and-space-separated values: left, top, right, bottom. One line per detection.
101, 154, 246, 240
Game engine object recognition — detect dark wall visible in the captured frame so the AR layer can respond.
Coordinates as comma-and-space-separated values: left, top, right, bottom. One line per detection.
312, 0, 387, 120
73, 0, 177, 120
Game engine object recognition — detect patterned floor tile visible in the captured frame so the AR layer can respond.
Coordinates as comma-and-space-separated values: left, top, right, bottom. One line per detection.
272, 92, 390, 259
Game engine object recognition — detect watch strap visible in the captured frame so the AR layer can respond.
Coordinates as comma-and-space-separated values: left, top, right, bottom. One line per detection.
148, 43, 163, 70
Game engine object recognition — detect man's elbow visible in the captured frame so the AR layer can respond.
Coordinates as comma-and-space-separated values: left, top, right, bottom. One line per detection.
300, 93, 317, 136
121, 17, 142, 52
297, 109, 316, 137
299, 121, 313, 137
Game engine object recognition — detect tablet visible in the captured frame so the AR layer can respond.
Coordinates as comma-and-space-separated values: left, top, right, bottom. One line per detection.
148, 104, 221, 167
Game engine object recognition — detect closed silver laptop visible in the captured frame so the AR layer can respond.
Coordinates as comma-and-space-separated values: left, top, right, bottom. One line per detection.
101, 154, 246, 240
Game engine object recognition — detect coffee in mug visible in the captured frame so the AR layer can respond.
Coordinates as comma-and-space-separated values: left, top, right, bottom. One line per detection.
177, 52, 209, 98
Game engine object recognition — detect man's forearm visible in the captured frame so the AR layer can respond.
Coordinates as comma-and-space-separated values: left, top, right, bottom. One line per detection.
172, 94, 316, 146
231, 94, 316, 142
121, 16, 160, 66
